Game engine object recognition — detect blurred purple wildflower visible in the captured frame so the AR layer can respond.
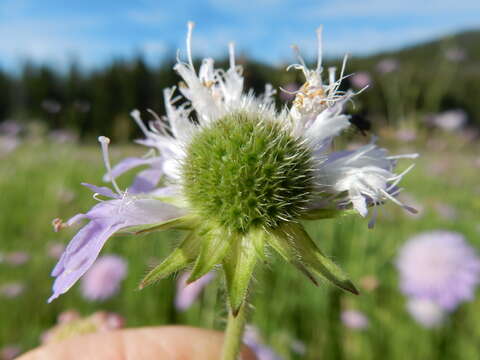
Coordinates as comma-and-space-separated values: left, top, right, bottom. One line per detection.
406, 298, 445, 328
396, 231, 480, 311
175, 271, 215, 311
341, 309, 369, 330
0, 345, 21, 360
80, 255, 127, 301
0, 282, 25, 298
0, 136, 20, 156
444, 47, 466, 62
4, 251, 30, 266
376, 58, 399, 74
434, 202, 458, 221
243, 325, 283, 360
350, 72, 371, 89
49, 129, 78, 144
47, 242, 66, 259
395, 128, 417, 142
279, 82, 299, 102
0, 120, 23, 137
41, 99, 62, 114
427, 109, 467, 131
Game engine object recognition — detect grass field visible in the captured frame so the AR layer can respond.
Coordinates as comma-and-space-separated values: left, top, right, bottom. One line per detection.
1, 131, 479, 359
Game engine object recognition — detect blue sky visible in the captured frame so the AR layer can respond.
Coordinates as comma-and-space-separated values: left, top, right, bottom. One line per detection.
1, 0, 479, 70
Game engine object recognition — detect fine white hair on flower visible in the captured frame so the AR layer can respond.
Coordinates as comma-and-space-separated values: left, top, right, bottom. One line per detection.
111, 22, 417, 223
49, 22, 417, 304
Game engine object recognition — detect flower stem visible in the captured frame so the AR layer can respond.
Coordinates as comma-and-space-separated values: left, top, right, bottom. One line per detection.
221, 303, 247, 360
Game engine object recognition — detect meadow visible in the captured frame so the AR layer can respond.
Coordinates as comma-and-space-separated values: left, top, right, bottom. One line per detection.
1, 127, 479, 359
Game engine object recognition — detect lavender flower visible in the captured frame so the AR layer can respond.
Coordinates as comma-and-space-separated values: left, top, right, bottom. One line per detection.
243, 325, 283, 360
395, 128, 417, 142
396, 231, 480, 311
46, 242, 66, 259
376, 58, 399, 74
175, 271, 215, 311
0, 345, 21, 360
406, 298, 445, 328
50, 23, 417, 310
0, 282, 25, 298
0, 136, 19, 156
4, 251, 30, 266
434, 202, 458, 221
350, 72, 371, 89
341, 309, 369, 330
444, 47, 466, 62
80, 255, 127, 301
0, 120, 22, 136
279, 82, 299, 101
428, 109, 467, 131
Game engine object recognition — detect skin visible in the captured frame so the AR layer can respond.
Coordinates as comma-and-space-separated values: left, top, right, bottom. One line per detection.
18, 326, 257, 360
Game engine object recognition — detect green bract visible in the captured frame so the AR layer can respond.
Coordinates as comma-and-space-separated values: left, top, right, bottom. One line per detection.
182, 112, 315, 233
138, 113, 358, 314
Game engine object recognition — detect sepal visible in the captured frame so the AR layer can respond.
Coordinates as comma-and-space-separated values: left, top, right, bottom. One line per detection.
270, 222, 358, 294
187, 225, 234, 284
139, 230, 199, 289
223, 229, 261, 315
121, 215, 198, 235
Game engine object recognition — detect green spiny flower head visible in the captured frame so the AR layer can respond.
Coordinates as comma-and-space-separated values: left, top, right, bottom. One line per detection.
49, 23, 418, 315
183, 112, 314, 233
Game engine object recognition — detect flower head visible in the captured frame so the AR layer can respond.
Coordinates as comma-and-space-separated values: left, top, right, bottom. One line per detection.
80, 255, 127, 301
396, 231, 480, 311
50, 23, 416, 312
175, 271, 215, 311
243, 325, 282, 360
341, 309, 369, 330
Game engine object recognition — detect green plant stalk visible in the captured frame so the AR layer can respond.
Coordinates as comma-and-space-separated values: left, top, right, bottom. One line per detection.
221, 302, 247, 360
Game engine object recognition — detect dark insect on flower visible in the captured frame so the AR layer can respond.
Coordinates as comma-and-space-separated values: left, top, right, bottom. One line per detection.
348, 114, 371, 136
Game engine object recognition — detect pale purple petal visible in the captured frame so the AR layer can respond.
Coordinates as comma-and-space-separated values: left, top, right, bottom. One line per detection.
129, 168, 164, 194
81, 183, 120, 199
175, 271, 215, 311
49, 220, 121, 302
103, 157, 154, 181
49, 198, 186, 302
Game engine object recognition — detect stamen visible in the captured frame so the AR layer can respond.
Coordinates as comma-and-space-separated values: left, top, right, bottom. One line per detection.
388, 153, 419, 160
228, 42, 236, 70
186, 21, 195, 70
316, 25, 323, 72
338, 54, 349, 88
130, 110, 150, 136
380, 188, 418, 214
52, 218, 67, 232
291, 44, 307, 69
98, 136, 123, 195
328, 67, 336, 86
